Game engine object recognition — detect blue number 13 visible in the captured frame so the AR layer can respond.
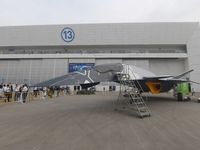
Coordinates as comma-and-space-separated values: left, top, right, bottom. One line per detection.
61, 27, 75, 42
63, 30, 73, 40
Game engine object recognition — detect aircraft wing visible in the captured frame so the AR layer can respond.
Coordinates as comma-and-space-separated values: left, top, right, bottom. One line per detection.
174, 69, 194, 79
143, 75, 173, 80
159, 78, 200, 85
143, 69, 194, 80
141, 70, 197, 94
31, 63, 198, 95
31, 63, 123, 87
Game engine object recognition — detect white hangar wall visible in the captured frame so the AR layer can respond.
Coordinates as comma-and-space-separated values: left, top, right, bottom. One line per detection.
187, 25, 200, 91
149, 59, 186, 76
0, 22, 198, 47
0, 22, 200, 91
0, 59, 68, 84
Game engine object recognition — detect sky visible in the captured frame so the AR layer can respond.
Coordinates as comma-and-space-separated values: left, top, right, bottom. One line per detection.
0, 0, 200, 26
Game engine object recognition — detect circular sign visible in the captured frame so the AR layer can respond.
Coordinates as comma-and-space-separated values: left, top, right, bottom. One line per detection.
61, 27, 75, 42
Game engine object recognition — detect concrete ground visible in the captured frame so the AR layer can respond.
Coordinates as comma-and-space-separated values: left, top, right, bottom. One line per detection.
0, 92, 200, 150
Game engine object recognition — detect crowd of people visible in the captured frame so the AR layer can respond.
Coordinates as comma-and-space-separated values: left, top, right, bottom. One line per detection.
0, 84, 71, 103
0, 83, 28, 103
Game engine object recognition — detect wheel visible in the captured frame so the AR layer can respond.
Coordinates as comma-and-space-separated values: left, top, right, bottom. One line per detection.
177, 92, 183, 101
187, 96, 191, 101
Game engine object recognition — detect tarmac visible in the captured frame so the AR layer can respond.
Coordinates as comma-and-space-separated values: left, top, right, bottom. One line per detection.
0, 92, 200, 150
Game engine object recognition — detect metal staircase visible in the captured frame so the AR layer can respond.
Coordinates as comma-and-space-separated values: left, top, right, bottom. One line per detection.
115, 64, 151, 118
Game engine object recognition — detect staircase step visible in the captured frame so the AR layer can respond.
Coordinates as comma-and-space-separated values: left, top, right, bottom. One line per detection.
130, 100, 144, 105
138, 107, 147, 111
134, 102, 145, 105
116, 71, 151, 118
130, 97, 142, 100
139, 111, 151, 117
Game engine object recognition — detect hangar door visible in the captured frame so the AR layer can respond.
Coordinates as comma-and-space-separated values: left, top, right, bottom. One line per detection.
123, 59, 149, 70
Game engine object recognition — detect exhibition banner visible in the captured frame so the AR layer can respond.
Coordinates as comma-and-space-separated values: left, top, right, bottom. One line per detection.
69, 63, 95, 72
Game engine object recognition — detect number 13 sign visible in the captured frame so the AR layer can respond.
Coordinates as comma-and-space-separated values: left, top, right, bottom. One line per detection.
61, 27, 75, 42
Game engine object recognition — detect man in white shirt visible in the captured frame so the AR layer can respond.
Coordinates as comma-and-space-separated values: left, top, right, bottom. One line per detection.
3, 85, 7, 92
0, 85, 3, 99
4, 84, 11, 102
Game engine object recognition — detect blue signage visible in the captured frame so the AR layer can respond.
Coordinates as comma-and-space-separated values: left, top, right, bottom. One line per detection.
61, 27, 75, 42
69, 63, 95, 72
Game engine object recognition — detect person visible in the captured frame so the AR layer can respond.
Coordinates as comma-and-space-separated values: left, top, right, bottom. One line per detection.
22, 84, 28, 103
49, 86, 54, 98
19, 85, 23, 104
192, 88, 195, 96
9, 83, 13, 100
39, 87, 45, 100
29, 86, 34, 100
56, 86, 60, 97
0, 85, 3, 93
2, 85, 7, 92
66, 86, 70, 95
4, 84, 11, 102
0, 85, 6, 101
43, 87, 47, 97
61, 86, 66, 96
14, 84, 20, 101
33, 87, 38, 97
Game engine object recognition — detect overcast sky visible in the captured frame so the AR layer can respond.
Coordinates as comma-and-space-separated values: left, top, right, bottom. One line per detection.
0, 0, 200, 26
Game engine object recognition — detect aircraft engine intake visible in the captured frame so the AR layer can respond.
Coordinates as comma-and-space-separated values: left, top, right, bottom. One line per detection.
145, 81, 162, 94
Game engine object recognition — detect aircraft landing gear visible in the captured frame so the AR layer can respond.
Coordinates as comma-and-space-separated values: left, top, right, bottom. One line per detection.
177, 92, 191, 101
177, 92, 183, 101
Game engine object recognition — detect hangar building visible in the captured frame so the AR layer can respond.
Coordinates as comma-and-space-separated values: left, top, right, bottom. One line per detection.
0, 22, 200, 91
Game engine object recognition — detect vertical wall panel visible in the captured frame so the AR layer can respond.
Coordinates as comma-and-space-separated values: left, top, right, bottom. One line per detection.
122, 59, 149, 70
149, 59, 185, 76
0, 60, 19, 84
187, 25, 200, 91
54, 59, 68, 75
29, 59, 43, 84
